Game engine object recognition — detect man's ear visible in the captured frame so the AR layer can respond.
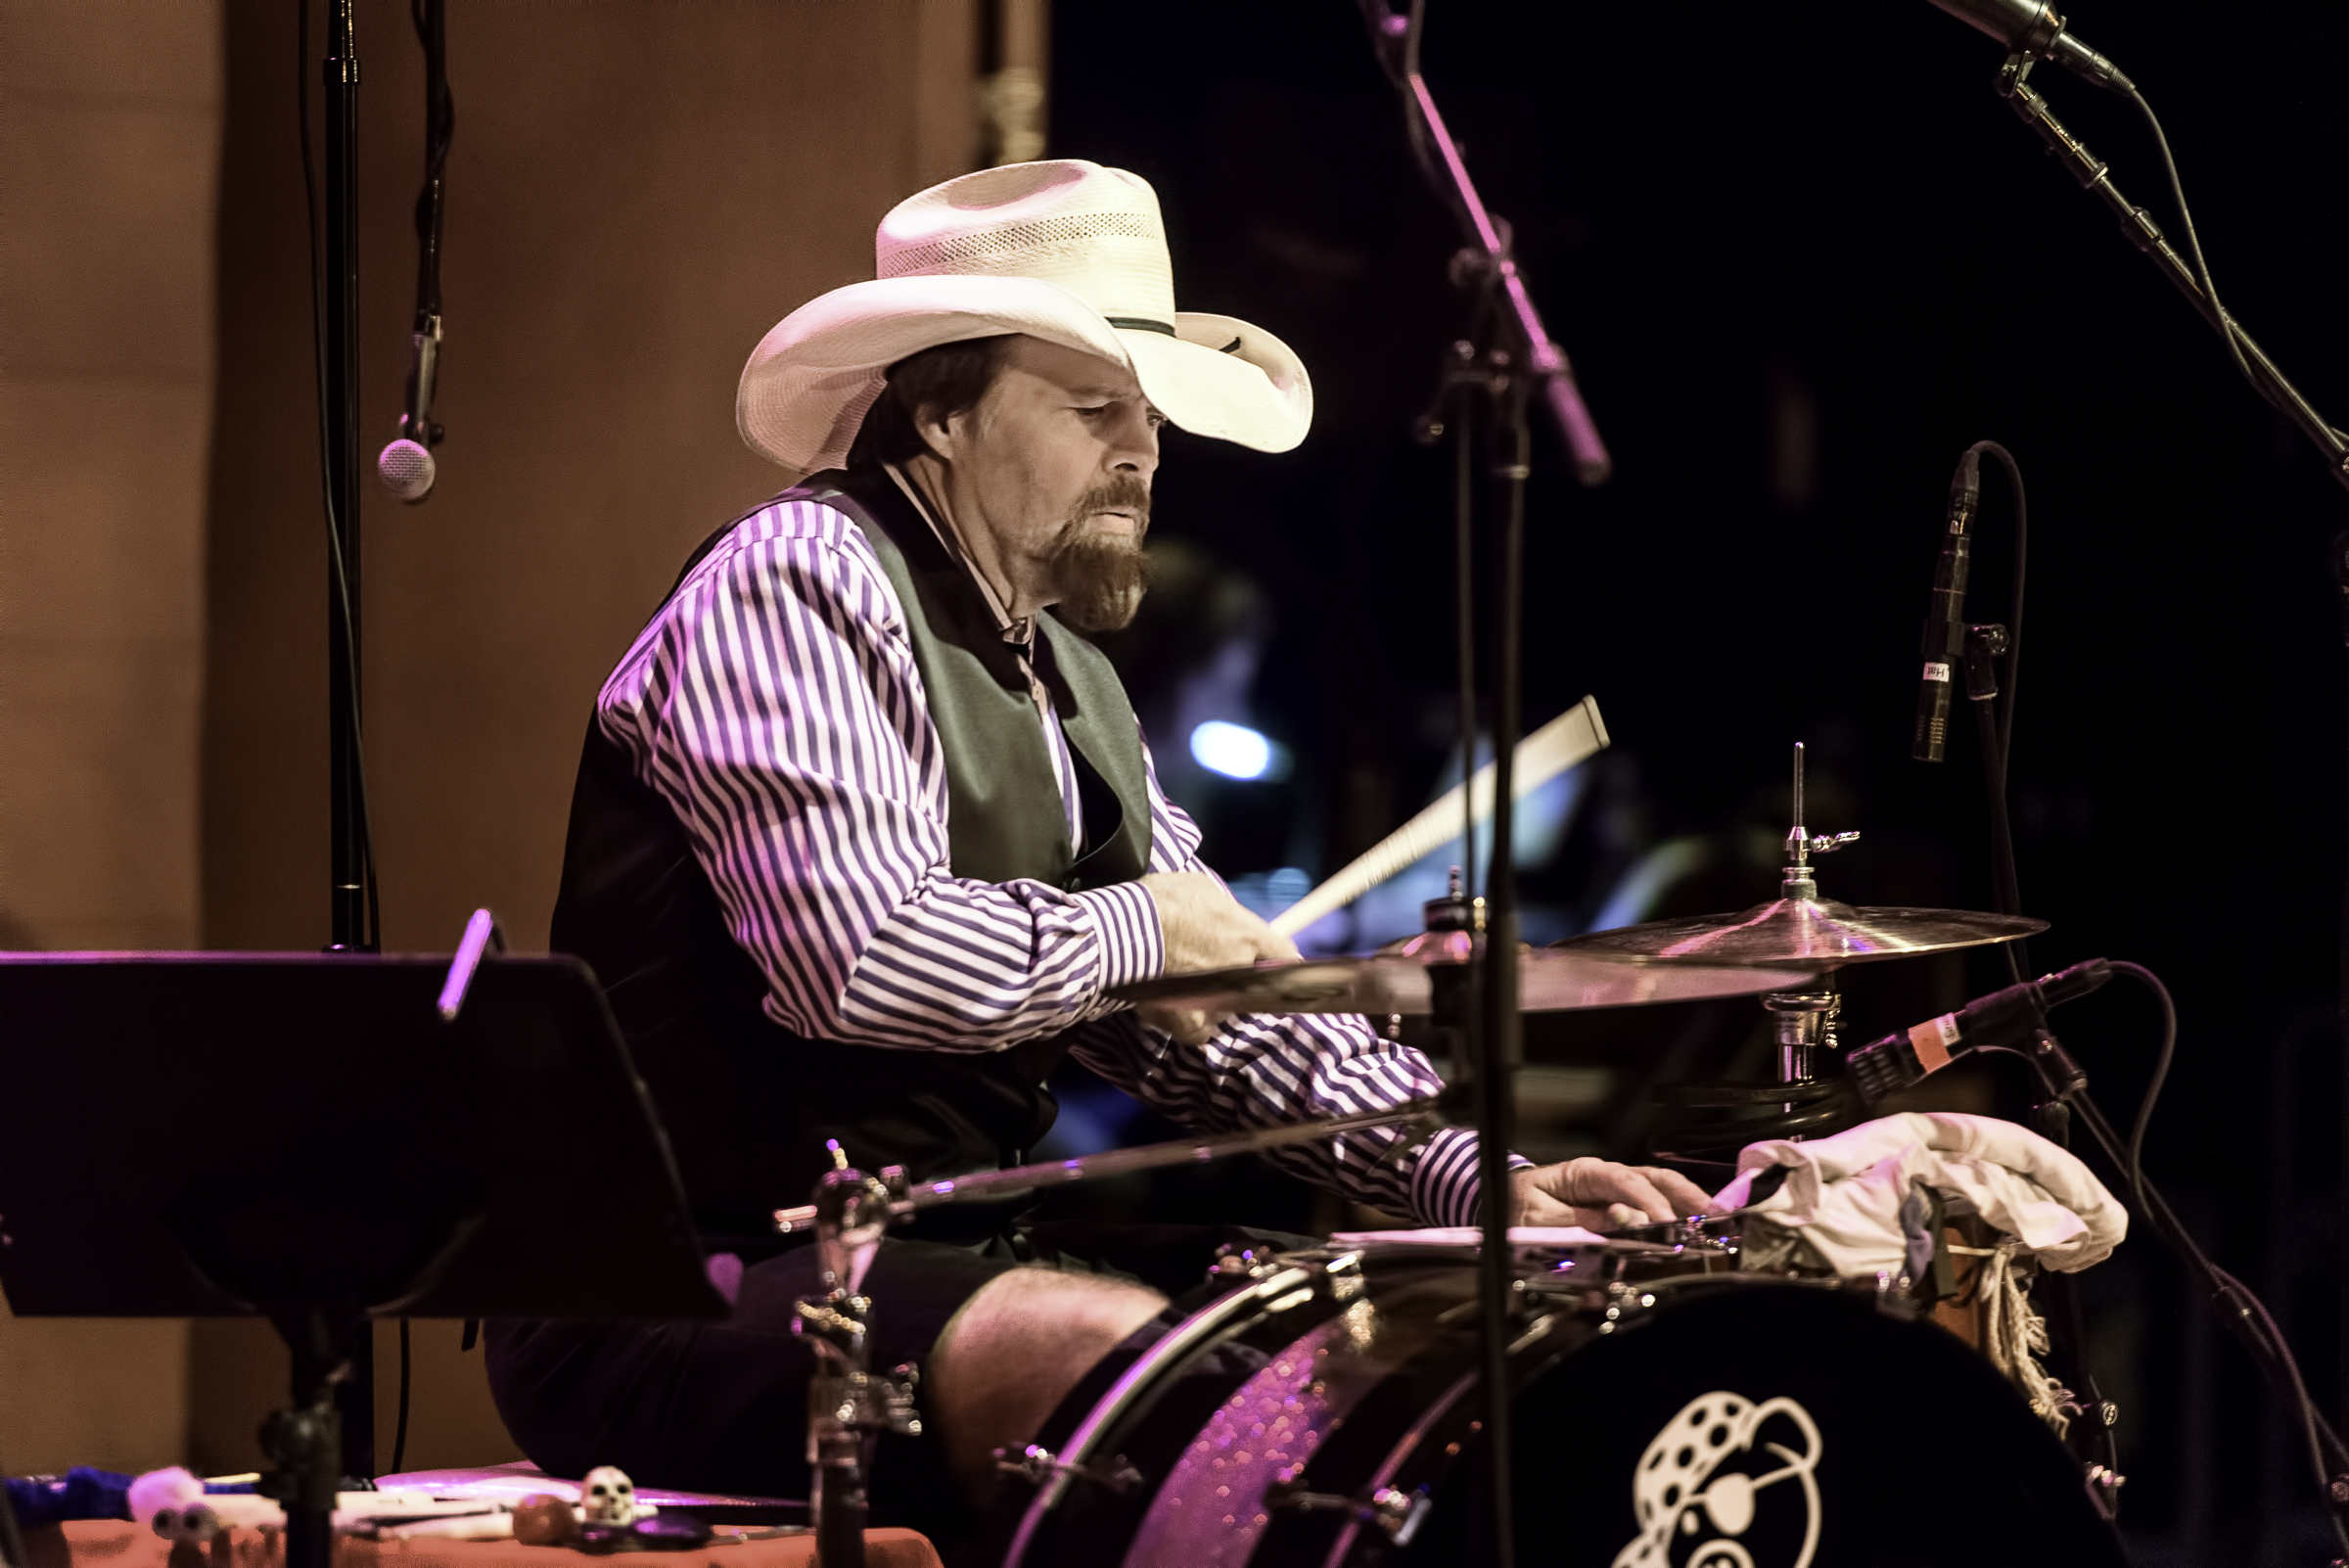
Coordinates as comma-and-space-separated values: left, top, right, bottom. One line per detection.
914, 404, 958, 464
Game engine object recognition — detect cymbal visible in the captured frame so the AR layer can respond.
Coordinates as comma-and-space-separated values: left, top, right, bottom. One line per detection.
1108, 941, 1817, 1017
1552, 894, 2046, 968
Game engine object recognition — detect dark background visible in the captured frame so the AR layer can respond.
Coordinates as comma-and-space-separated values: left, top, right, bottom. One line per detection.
1049, 2, 2349, 1559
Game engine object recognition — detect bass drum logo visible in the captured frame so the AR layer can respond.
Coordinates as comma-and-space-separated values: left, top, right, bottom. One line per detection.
1610, 1391, 1823, 1568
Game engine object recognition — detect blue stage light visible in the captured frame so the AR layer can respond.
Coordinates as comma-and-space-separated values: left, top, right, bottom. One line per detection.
1190, 720, 1286, 781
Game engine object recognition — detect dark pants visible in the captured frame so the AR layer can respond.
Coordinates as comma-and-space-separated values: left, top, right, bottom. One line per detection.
484, 1222, 1305, 1542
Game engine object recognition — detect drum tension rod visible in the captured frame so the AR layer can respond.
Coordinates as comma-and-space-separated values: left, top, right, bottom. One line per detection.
1265, 1481, 1430, 1542
992, 1444, 1143, 1495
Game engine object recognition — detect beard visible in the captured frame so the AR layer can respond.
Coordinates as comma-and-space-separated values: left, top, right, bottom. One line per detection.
1047, 477, 1153, 633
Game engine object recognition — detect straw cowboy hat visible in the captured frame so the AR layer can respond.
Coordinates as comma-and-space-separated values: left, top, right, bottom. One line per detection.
736, 160, 1313, 472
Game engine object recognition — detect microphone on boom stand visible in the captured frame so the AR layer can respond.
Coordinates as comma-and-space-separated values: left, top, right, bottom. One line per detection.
1846, 958, 2112, 1102
1911, 447, 1980, 764
1922, 0, 2134, 93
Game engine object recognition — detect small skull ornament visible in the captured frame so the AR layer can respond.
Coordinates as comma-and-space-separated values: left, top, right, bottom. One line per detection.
578, 1466, 639, 1528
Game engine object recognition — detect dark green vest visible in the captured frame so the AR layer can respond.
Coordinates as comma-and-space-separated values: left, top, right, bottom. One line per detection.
548, 468, 1151, 1245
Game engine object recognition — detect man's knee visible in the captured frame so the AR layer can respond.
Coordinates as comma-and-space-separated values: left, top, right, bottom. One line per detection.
926, 1268, 1168, 1502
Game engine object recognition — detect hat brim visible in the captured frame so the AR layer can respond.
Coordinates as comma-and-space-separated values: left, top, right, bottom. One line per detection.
735, 275, 1313, 472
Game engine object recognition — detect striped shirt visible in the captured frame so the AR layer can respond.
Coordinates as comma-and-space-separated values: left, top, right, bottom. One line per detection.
595, 484, 1507, 1227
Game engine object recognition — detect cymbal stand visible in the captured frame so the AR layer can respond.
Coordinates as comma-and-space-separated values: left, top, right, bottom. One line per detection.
790, 1150, 920, 1568
778, 1102, 1441, 1562
1652, 744, 1858, 1156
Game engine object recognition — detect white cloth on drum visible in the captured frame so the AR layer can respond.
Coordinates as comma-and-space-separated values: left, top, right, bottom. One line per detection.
1711, 1111, 2127, 1277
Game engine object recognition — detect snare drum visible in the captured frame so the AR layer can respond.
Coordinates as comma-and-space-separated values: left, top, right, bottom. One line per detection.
992, 1242, 2122, 1567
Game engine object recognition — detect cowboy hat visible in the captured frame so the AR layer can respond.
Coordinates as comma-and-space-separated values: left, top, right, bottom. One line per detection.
736, 160, 1312, 472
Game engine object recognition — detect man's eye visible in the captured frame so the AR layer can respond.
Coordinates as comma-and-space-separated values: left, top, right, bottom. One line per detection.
1074, 404, 1109, 416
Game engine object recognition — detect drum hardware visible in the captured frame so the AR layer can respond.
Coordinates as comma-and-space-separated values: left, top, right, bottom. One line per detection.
1559, 743, 2044, 1159
1556, 741, 2044, 970
772, 1100, 1443, 1235
780, 1122, 1414, 1562
1107, 874, 1817, 1017
1207, 1244, 1276, 1280
994, 1243, 2127, 1564
1263, 1480, 1432, 1541
991, 1447, 1142, 1495
787, 1145, 921, 1568
2083, 1464, 2127, 1521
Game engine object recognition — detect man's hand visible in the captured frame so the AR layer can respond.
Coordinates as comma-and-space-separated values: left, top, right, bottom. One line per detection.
1134, 872, 1299, 1044
1511, 1158, 1722, 1231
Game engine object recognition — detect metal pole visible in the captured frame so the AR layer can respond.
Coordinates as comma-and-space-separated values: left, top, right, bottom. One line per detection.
319, 0, 375, 1480
1469, 372, 1531, 1568
324, 0, 367, 954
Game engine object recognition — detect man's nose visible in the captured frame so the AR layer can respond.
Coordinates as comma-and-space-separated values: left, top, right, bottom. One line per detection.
1110, 406, 1160, 478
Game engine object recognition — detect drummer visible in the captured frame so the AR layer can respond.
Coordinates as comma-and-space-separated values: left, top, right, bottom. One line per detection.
486, 161, 1712, 1531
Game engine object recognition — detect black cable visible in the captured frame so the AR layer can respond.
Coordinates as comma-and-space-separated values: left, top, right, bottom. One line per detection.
1958, 439, 2029, 984
2127, 88, 2255, 390
2106, 960, 2173, 1211
392, 1317, 412, 1476
1970, 442, 2027, 783
298, 0, 382, 951
2006, 969, 2349, 1552
2073, 1087, 2349, 1553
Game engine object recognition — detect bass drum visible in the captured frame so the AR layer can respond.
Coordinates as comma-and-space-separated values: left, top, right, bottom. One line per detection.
991, 1246, 2124, 1567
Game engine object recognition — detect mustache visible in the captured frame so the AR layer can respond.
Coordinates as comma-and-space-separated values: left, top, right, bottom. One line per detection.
1065, 476, 1152, 533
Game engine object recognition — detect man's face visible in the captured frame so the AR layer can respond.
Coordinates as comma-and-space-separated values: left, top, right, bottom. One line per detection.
928, 336, 1161, 630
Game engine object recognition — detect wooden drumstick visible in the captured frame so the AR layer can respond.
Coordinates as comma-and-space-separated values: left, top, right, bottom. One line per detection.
1267, 696, 1609, 938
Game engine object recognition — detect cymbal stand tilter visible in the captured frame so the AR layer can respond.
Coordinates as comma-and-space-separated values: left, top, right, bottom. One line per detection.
1651, 743, 1861, 1158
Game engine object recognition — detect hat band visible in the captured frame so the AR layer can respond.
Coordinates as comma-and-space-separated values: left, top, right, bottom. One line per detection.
1106, 316, 1176, 337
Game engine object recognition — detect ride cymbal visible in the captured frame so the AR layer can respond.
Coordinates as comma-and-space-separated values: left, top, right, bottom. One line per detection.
1553, 895, 2045, 968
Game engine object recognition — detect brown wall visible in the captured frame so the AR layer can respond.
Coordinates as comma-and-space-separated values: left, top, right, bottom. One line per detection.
190, 0, 981, 1475
206, 0, 979, 959
0, 0, 984, 1483
0, 0, 222, 1476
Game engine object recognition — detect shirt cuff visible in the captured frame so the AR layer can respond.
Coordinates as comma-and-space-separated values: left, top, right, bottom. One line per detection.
1406, 1127, 1537, 1227
1073, 880, 1164, 992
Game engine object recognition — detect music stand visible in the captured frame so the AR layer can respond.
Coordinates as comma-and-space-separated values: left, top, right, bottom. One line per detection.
0, 952, 727, 1568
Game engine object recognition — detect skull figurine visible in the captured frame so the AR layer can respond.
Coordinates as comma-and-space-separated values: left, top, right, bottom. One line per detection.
578, 1466, 639, 1528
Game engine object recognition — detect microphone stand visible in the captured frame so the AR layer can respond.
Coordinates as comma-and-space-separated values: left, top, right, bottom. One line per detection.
1359, 4, 1613, 1560
312, 0, 378, 1486
322, 0, 369, 961
1992, 60, 2349, 493
1983, 52, 2349, 1435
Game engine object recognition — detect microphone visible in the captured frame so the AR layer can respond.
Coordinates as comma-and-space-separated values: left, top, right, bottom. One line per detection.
377, 315, 442, 502
1924, 0, 2135, 94
1911, 447, 1980, 763
1847, 957, 2112, 1102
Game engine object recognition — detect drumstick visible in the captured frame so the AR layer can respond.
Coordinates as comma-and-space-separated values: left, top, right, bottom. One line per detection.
1267, 696, 1609, 938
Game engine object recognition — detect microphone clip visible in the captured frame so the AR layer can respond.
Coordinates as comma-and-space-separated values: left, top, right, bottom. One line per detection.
399, 313, 444, 450
1962, 623, 2009, 702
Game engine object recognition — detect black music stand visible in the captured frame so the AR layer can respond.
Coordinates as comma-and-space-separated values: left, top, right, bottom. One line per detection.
0, 952, 727, 1568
